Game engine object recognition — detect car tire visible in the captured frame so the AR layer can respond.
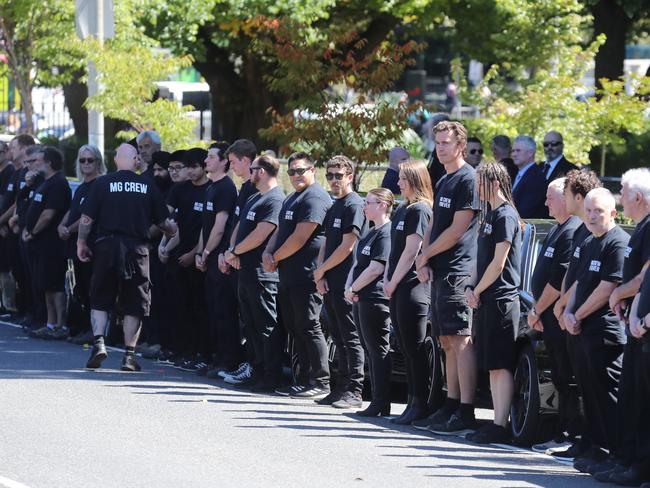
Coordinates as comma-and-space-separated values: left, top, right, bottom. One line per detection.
511, 343, 541, 446
425, 336, 445, 411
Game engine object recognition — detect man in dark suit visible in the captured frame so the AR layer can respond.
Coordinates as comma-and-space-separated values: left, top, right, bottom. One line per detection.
511, 135, 547, 218
542, 131, 577, 182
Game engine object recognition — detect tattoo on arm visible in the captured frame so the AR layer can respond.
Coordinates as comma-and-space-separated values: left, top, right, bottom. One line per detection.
78, 214, 93, 242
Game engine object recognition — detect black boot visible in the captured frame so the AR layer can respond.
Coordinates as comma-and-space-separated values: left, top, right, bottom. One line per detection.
390, 395, 413, 424
357, 402, 391, 417
391, 398, 427, 425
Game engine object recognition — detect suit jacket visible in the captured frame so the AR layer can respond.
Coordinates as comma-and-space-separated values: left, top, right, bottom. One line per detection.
513, 163, 548, 219
544, 156, 577, 182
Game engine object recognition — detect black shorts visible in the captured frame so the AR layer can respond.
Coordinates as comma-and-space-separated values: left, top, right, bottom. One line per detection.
475, 296, 520, 371
34, 253, 67, 292
430, 274, 472, 336
89, 238, 151, 317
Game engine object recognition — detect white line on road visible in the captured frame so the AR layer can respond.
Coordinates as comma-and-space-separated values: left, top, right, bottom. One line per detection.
0, 475, 33, 488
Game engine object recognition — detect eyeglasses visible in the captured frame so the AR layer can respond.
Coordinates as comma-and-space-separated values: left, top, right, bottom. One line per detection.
168, 166, 184, 172
326, 172, 348, 181
249, 166, 263, 174
543, 141, 562, 148
287, 167, 311, 176
469, 149, 483, 155
23, 159, 37, 164
79, 158, 95, 164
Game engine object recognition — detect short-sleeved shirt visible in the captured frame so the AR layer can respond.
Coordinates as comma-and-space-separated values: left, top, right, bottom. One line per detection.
65, 179, 98, 253
235, 186, 285, 283
637, 265, 650, 319
622, 214, 650, 300
531, 216, 581, 299
0, 165, 20, 215
322, 191, 366, 291
428, 163, 479, 276
477, 203, 522, 299
353, 222, 391, 302
0, 164, 15, 208
83, 170, 168, 243
274, 182, 332, 286
166, 180, 210, 255
25, 172, 71, 254
17, 170, 43, 229
201, 175, 238, 255
573, 225, 629, 344
387, 201, 432, 283
235, 179, 259, 220
564, 223, 591, 290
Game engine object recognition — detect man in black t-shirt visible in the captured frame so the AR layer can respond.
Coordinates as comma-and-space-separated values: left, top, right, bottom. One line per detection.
264, 152, 332, 398
414, 120, 479, 433
564, 188, 629, 473
0, 140, 16, 314
225, 154, 285, 390
23, 147, 71, 340
78, 143, 176, 371
527, 178, 581, 450
314, 155, 366, 408
194, 142, 239, 375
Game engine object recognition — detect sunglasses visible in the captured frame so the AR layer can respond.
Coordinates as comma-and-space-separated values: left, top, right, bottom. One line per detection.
543, 141, 562, 148
287, 167, 311, 176
326, 172, 348, 181
23, 159, 37, 164
469, 149, 483, 155
79, 158, 95, 164
249, 166, 263, 174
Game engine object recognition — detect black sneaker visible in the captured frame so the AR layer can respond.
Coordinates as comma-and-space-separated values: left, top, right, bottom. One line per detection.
551, 442, 587, 460
156, 350, 176, 365
275, 384, 305, 396
292, 386, 330, 399
466, 423, 510, 444
178, 359, 199, 371
315, 390, 343, 405
47, 326, 70, 340
573, 447, 608, 473
121, 353, 141, 372
412, 407, 453, 431
250, 378, 281, 393
86, 343, 108, 369
428, 413, 476, 436
332, 391, 363, 409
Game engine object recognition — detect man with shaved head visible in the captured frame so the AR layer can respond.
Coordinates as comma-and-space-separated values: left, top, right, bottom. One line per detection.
78, 143, 177, 372
563, 187, 630, 475
542, 131, 576, 183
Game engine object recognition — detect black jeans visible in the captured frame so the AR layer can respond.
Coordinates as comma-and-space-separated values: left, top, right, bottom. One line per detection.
169, 262, 208, 356
278, 284, 329, 388
69, 256, 93, 335
323, 292, 364, 394
239, 279, 283, 380
355, 300, 391, 405
19, 238, 45, 324
141, 249, 165, 344
570, 331, 623, 451
205, 260, 240, 365
389, 279, 430, 407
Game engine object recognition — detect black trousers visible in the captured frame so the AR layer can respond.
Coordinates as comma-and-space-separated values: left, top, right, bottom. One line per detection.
323, 292, 364, 394
169, 262, 208, 356
141, 250, 165, 345
19, 238, 45, 324
7, 233, 28, 317
570, 331, 623, 451
640, 337, 650, 462
278, 284, 329, 388
389, 279, 430, 407
205, 260, 240, 365
68, 256, 92, 335
355, 300, 391, 405
238, 279, 283, 380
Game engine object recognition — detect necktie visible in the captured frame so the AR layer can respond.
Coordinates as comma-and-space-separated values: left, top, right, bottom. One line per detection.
543, 162, 551, 179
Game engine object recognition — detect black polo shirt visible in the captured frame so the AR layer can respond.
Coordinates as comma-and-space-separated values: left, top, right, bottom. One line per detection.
202, 175, 238, 256
573, 225, 629, 344
476, 203, 522, 300
428, 163, 479, 276
322, 191, 366, 291
166, 179, 210, 255
235, 186, 284, 283
274, 182, 331, 287
353, 222, 391, 302
387, 201, 432, 283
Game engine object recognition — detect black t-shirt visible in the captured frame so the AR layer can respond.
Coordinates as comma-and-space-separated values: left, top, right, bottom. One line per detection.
477, 203, 522, 299
273, 182, 332, 286
637, 266, 650, 319
65, 179, 98, 253
564, 223, 592, 290
83, 170, 168, 243
387, 201, 432, 283
17, 170, 43, 229
202, 175, 238, 256
25, 172, 71, 253
166, 180, 210, 255
622, 214, 650, 289
0, 164, 15, 208
323, 192, 366, 291
573, 225, 629, 344
531, 216, 581, 299
235, 179, 259, 221
354, 222, 391, 302
235, 186, 285, 283
0, 165, 20, 215
428, 163, 479, 276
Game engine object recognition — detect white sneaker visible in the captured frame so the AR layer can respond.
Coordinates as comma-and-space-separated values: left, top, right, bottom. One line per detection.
224, 363, 253, 384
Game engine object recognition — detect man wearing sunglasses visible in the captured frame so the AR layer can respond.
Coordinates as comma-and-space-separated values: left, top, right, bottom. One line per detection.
263, 152, 332, 398
466, 137, 483, 168
314, 155, 366, 408
542, 131, 576, 183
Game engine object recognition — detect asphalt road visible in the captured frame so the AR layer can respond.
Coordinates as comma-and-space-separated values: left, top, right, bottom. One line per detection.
0, 321, 599, 488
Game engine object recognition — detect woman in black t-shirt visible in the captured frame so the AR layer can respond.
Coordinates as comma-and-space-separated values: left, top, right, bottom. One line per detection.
465, 161, 522, 445
384, 161, 433, 424
345, 188, 393, 416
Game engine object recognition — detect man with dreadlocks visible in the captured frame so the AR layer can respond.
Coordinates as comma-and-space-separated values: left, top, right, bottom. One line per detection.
465, 161, 523, 444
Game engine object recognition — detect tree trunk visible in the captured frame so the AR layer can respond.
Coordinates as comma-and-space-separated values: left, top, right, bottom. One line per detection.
62, 69, 89, 141
591, 0, 631, 88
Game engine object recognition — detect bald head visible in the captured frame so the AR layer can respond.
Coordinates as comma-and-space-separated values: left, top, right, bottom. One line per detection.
584, 187, 617, 237
543, 131, 564, 161
115, 143, 139, 171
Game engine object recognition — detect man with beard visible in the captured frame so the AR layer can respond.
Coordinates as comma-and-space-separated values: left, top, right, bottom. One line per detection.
541, 131, 576, 184
137, 130, 162, 180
